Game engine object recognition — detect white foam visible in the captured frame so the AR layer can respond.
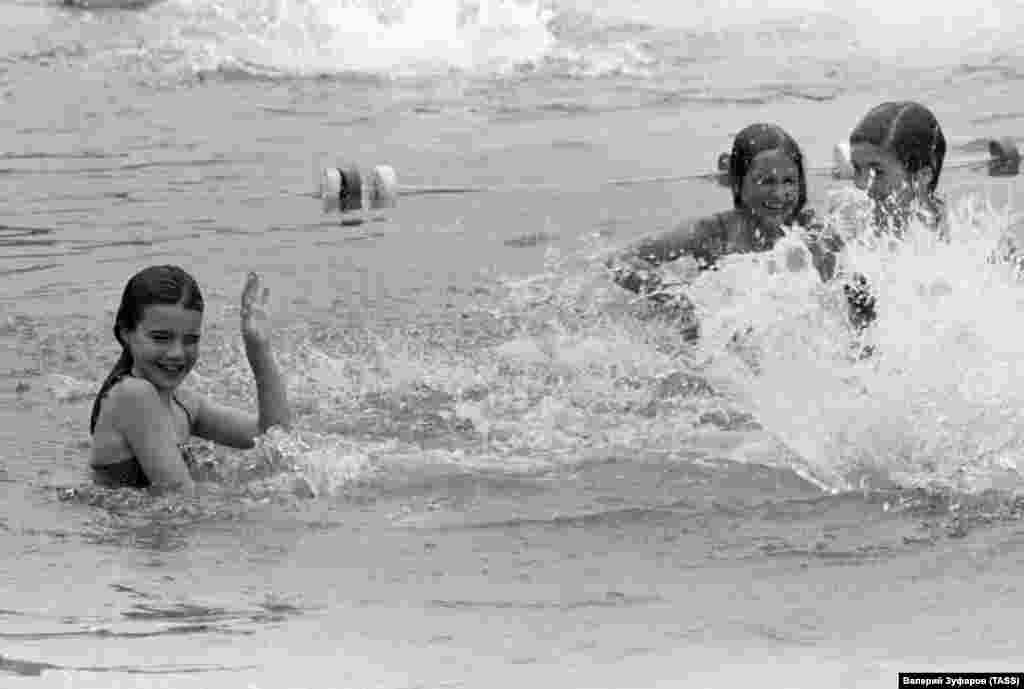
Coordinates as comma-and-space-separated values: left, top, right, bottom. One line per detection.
687, 194, 1024, 493
176, 0, 556, 76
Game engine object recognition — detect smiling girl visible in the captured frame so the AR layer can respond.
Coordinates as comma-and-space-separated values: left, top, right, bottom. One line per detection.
89, 266, 292, 493
608, 123, 841, 339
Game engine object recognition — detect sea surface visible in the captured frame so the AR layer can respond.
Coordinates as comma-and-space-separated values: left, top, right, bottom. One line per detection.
3, 0, 1024, 686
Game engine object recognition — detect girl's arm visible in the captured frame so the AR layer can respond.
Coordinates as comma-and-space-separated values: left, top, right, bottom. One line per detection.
799, 211, 878, 329
192, 273, 292, 449
803, 227, 843, 282
793, 208, 845, 283
109, 378, 195, 491
608, 217, 725, 299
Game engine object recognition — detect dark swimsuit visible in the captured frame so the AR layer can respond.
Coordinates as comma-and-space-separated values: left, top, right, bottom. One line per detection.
91, 371, 197, 489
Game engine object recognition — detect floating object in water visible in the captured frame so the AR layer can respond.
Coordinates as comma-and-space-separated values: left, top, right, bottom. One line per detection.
988, 137, 1021, 176
715, 152, 731, 187
320, 165, 398, 214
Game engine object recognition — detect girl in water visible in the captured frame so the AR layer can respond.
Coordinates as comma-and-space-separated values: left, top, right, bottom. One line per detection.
847, 101, 948, 237
841, 101, 949, 327
608, 123, 842, 339
89, 266, 292, 493
610, 104, 951, 335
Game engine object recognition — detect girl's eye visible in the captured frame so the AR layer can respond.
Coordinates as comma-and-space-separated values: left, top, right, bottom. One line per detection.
151, 332, 170, 341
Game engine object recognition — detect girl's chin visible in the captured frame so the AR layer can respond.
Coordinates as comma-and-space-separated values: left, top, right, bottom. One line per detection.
755, 210, 793, 226
145, 367, 190, 387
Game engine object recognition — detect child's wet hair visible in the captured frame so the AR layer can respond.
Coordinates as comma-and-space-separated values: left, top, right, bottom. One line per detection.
728, 123, 808, 214
850, 101, 946, 193
89, 265, 204, 434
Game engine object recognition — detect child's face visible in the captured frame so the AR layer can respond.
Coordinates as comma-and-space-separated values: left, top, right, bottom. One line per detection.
121, 303, 202, 392
850, 142, 918, 208
739, 149, 800, 227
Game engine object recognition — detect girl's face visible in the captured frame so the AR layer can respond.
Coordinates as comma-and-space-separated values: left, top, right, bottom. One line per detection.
850, 141, 932, 212
739, 149, 801, 227
120, 303, 202, 392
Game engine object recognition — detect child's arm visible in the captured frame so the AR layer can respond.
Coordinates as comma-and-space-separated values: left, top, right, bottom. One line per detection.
794, 209, 843, 282
804, 230, 843, 282
110, 378, 195, 491
192, 273, 292, 449
608, 217, 724, 300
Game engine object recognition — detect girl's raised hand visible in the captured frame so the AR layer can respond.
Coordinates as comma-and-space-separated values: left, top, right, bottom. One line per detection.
240, 272, 271, 345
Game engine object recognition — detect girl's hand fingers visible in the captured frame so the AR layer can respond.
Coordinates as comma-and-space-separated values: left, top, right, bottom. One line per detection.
242, 273, 263, 311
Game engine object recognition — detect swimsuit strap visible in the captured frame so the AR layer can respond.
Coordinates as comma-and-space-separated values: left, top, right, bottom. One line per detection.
172, 394, 193, 433
170, 392, 196, 472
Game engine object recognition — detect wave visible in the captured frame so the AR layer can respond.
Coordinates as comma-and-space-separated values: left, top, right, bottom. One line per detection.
5, 0, 1016, 86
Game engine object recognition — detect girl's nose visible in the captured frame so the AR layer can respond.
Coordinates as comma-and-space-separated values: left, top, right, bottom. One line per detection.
166, 339, 186, 359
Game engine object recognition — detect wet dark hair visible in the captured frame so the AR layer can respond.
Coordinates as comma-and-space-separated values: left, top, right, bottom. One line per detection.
89, 265, 204, 434
849, 101, 946, 194
729, 123, 808, 217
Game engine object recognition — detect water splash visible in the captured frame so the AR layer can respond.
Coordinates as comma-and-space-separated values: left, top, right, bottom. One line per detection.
160, 0, 555, 76
686, 190, 1024, 494
160, 237, 755, 498
26, 0, 1022, 89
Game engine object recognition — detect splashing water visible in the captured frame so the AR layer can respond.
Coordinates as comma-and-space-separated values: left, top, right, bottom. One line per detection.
32, 182, 1024, 503
37, 0, 1023, 83
158, 233, 751, 499
684, 190, 1024, 494
160, 0, 555, 76
144, 191, 1024, 500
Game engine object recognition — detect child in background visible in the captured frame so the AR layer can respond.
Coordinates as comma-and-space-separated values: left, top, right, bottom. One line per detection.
89, 266, 292, 493
842, 101, 950, 328
847, 101, 948, 237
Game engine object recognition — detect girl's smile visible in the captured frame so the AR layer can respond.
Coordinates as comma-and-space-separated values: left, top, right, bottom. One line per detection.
739, 149, 800, 227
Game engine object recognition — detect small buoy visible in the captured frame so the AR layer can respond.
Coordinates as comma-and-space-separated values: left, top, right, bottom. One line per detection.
988, 137, 1020, 176
832, 141, 854, 180
340, 165, 362, 212
715, 152, 731, 187
321, 164, 398, 213
320, 167, 342, 213
320, 165, 363, 213
367, 165, 398, 209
